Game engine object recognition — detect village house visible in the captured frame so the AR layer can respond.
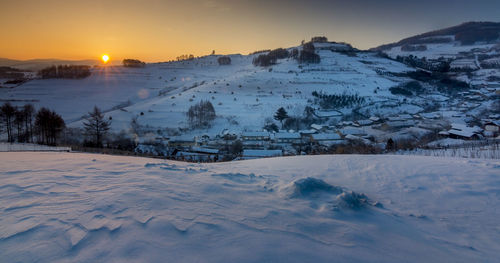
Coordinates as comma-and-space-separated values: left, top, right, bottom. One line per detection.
310, 124, 328, 132
309, 133, 343, 146
442, 123, 483, 140
483, 120, 500, 137
339, 127, 367, 137
354, 119, 373, 126
274, 132, 302, 144
241, 149, 283, 160
168, 136, 196, 148
241, 131, 271, 141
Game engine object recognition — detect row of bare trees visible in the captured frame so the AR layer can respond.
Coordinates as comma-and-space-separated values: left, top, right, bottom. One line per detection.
0, 102, 113, 147
0, 102, 65, 145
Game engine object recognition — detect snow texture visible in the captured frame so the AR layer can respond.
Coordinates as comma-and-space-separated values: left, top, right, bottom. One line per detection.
1, 152, 499, 262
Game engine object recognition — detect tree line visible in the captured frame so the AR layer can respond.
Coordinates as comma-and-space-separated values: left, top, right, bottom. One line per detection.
0, 102, 65, 145
123, 59, 146, 68
312, 91, 365, 109
0, 102, 113, 148
176, 54, 195, 61
38, 65, 91, 79
252, 41, 321, 67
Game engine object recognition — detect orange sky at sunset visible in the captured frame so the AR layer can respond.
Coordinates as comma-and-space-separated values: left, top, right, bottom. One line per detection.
2, 0, 499, 62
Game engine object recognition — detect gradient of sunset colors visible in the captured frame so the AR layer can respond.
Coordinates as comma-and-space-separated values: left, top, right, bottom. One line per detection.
1, 0, 499, 62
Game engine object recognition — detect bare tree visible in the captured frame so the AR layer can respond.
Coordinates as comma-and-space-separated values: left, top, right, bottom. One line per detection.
83, 106, 111, 147
1, 102, 16, 142
23, 104, 35, 143
35, 108, 65, 145
187, 100, 216, 128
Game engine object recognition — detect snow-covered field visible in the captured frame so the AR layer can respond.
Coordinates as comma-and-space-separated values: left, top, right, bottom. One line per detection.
1, 152, 499, 262
0, 44, 412, 135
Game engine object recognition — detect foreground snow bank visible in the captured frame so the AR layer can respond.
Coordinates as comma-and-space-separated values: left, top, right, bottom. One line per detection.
0, 153, 499, 262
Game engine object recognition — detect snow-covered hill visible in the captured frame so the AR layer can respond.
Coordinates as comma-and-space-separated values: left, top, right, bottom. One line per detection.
0, 152, 499, 262
0, 43, 413, 134
374, 22, 500, 87
1, 31, 499, 149
374, 22, 500, 59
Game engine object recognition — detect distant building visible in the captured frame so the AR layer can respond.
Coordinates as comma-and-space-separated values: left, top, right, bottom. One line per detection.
241, 131, 270, 141
274, 132, 302, 144
169, 136, 196, 148
483, 120, 500, 137
444, 123, 482, 140
308, 133, 343, 146
241, 149, 282, 160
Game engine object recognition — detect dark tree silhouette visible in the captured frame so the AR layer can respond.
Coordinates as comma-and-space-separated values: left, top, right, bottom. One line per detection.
386, 138, 395, 151
187, 100, 216, 128
22, 104, 35, 143
253, 54, 277, 67
217, 56, 231, 65
83, 106, 111, 147
35, 108, 65, 145
123, 59, 146, 67
14, 109, 25, 142
38, 65, 91, 79
274, 107, 289, 129
1, 102, 16, 142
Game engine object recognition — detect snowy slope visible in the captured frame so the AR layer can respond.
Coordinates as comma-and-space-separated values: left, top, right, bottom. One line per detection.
0, 46, 412, 135
1, 152, 499, 262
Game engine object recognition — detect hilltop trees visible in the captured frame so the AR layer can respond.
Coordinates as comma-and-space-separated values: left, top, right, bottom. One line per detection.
267, 48, 289, 60
311, 36, 328, 43
83, 106, 111, 147
187, 100, 216, 128
217, 56, 231, 65
38, 65, 91, 79
253, 54, 277, 67
252, 48, 290, 67
123, 59, 146, 67
274, 107, 289, 129
298, 42, 320, 64
177, 54, 195, 61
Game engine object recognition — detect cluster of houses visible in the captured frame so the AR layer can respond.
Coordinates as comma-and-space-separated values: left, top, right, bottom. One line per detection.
152, 110, 500, 162
158, 114, 409, 161
437, 118, 500, 140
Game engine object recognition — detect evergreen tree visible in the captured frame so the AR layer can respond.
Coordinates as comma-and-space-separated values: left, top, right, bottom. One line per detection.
386, 138, 395, 151
274, 107, 289, 129
83, 106, 111, 147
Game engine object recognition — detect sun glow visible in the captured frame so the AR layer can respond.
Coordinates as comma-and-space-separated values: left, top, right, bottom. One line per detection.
101, 54, 109, 63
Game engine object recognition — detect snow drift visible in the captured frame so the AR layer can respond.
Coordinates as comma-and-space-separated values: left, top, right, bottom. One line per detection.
0, 152, 499, 262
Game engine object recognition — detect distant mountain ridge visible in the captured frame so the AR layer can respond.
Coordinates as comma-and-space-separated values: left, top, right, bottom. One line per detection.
0, 58, 101, 71
373, 21, 500, 51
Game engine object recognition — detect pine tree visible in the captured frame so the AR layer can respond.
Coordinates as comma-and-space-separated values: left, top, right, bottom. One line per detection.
83, 106, 111, 147
274, 107, 289, 129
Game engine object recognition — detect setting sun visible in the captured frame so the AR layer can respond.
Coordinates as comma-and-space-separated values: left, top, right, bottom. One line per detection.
101, 54, 109, 63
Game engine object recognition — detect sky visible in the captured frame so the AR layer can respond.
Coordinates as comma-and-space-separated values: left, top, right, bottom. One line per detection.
1, 0, 499, 62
